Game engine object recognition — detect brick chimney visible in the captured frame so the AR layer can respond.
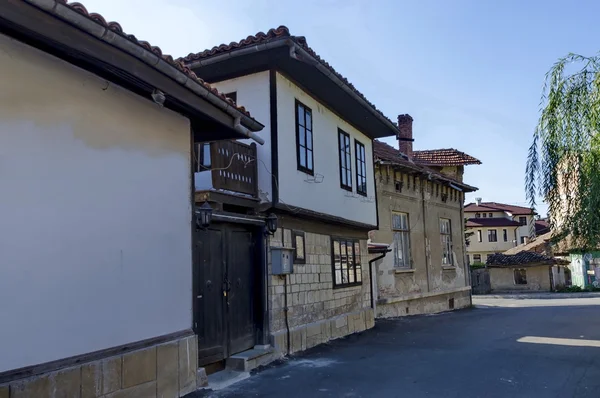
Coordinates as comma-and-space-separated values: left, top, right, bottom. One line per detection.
397, 114, 413, 157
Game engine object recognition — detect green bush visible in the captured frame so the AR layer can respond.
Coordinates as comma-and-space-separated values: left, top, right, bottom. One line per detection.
470, 262, 486, 269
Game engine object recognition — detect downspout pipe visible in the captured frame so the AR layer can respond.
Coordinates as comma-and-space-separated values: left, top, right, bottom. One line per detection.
234, 117, 265, 145
369, 251, 390, 310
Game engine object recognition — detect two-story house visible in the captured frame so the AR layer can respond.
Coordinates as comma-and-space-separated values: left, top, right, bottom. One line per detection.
0, 1, 263, 396
369, 116, 479, 318
181, 26, 400, 367
464, 200, 537, 264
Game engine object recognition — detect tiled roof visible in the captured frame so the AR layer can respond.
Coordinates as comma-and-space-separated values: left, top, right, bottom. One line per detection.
179, 26, 395, 128
486, 252, 568, 267
464, 202, 535, 215
45, 0, 253, 119
412, 149, 481, 166
535, 220, 550, 235
503, 232, 552, 255
466, 218, 522, 227
373, 141, 477, 191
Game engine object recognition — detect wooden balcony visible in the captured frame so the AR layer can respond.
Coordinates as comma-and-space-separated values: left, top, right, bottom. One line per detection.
194, 140, 259, 200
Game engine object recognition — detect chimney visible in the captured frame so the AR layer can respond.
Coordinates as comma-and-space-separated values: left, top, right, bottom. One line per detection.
476, 197, 482, 206
397, 114, 413, 157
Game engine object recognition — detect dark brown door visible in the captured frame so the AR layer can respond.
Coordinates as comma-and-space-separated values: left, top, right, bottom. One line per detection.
194, 223, 258, 366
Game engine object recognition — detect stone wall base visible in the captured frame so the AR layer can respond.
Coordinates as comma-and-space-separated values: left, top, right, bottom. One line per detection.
0, 334, 197, 398
270, 307, 375, 355
376, 288, 471, 318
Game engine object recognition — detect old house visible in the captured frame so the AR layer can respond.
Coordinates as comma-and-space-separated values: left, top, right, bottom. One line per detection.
181, 26, 400, 365
0, 1, 263, 397
486, 253, 569, 292
369, 116, 479, 318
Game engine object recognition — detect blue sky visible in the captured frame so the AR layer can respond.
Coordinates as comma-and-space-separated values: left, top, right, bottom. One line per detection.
79, 0, 600, 216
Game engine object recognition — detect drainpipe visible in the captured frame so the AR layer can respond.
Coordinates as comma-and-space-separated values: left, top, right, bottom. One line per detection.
369, 251, 390, 310
234, 117, 265, 145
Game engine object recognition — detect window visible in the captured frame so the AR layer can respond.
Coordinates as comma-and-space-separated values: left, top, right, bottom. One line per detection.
338, 129, 352, 190
514, 268, 527, 285
224, 91, 237, 103
482, 213, 487, 218
473, 254, 482, 263
477, 230, 482, 242
193, 142, 211, 171
489, 213, 493, 218
475, 213, 480, 218
355, 140, 367, 196
488, 229, 497, 242
519, 216, 527, 226
292, 230, 305, 264
440, 218, 453, 266
295, 100, 313, 174
503, 229, 508, 242
332, 238, 362, 288
520, 236, 526, 244
392, 212, 411, 268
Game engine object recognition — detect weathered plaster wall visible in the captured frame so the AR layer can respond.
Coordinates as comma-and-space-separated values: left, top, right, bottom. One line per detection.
489, 266, 551, 292
267, 219, 374, 354
371, 166, 470, 317
0, 34, 192, 372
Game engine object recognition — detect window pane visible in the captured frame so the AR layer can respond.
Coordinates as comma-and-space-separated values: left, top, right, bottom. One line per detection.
202, 143, 211, 167
307, 149, 313, 170
346, 170, 352, 187
354, 242, 360, 261
298, 105, 305, 126
299, 126, 306, 146
335, 269, 342, 285
295, 235, 305, 259
346, 153, 351, 171
306, 130, 312, 150
299, 147, 306, 167
305, 110, 312, 130
356, 266, 362, 282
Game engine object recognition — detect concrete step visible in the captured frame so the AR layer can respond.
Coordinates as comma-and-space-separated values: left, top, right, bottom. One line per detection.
199, 368, 250, 391
225, 345, 278, 372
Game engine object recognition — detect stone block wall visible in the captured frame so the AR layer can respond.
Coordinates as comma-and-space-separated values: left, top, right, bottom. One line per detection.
0, 334, 197, 398
268, 227, 374, 354
376, 287, 471, 318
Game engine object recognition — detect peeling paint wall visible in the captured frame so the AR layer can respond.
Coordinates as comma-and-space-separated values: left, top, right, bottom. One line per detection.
371, 165, 470, 317
0, 34, 192, 372
489, 266, 551, 292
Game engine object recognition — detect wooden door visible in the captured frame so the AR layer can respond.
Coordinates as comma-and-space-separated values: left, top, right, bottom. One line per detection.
226, 227, 256, 355
195, 226, 227, 366
194, 223, 258, 366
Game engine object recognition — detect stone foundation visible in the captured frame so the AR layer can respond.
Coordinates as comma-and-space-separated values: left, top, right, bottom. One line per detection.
271, 307, 375, 354
376, 287, 471, 318
0, 334, 197, 398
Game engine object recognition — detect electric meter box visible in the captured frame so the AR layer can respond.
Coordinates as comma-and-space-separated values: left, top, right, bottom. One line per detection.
271, 247, 295, 275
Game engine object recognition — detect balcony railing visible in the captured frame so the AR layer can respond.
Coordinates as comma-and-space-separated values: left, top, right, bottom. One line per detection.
196, 140, 258, 197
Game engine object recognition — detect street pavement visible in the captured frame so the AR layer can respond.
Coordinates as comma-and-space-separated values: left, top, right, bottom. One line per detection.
192, 296, 600, 398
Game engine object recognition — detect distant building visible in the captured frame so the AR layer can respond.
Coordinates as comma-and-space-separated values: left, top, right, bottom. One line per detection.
465, 200, 536, 264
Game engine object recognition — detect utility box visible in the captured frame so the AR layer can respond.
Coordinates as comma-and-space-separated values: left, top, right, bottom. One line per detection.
271, 247, 295, 275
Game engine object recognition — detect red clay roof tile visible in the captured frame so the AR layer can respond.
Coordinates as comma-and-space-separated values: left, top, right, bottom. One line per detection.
179, 26, 395, 128
53, 0, 253, 118
465, 202, 535, 216
373, 140, 477, 191
412, 148, 481, 166
466, 218, 522, 227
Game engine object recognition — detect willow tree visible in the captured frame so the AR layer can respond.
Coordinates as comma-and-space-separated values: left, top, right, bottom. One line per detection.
526, 53, 600, 250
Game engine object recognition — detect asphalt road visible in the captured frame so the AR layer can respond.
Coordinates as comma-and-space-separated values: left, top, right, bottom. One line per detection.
195, 296, 600, 398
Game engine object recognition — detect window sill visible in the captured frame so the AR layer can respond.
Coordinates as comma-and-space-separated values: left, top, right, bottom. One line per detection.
394, 268, 414, 274
442, 266, 456, 271
332, 282, 362, 290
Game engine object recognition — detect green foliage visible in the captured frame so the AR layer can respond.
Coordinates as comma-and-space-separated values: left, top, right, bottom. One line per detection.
556, 285, 600, 293
470, 262, 485, 269
527, 53, 600, 250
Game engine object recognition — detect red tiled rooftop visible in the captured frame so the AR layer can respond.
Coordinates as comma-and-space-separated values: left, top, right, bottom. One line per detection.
412, 148, 481, 166
47, 0, 254, 119
466, 218, 522, 228
179, 26, 395, 128
373, 141, 477, 191
465, 202, 535, 216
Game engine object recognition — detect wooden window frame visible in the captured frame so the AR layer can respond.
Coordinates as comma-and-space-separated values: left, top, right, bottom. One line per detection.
292, 230, 306, 264
295, 99, 314, 175
193, 142, 211, 172
477, 230, 482, 242
355, 139, 367, 196
392, 212, 411, 268
331, 237, 362, 288
488, 229, 498, 242
337, 129, 352, 191
473, 254, 482, 263
518, 216, 527, 226
514, 268, 528, 285
503, 229, 508, 242
440, 218, 454, 266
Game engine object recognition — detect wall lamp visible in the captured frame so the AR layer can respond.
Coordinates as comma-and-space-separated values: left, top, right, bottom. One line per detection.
196, 202, 213, 229
265, 213, 278, 236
